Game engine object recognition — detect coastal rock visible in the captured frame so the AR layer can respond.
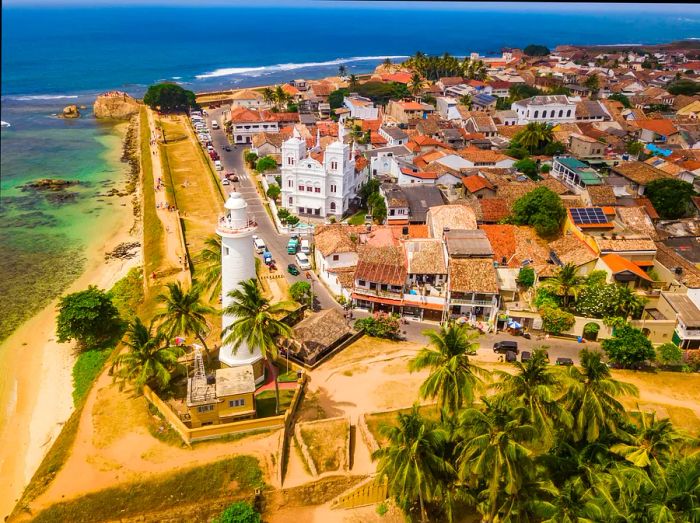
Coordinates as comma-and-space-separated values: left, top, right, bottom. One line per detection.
21, 178, 78, 191
61, 104, 81, 119
93, 91, 141, 120
105, 241, 141, 260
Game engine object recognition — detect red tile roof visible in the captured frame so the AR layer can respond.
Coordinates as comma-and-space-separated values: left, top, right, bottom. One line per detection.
601, 253, 652, 281
401, 167, 439, 180
380, 72, 412, 84
479, 198, 510, 223
361, 119, 382, 132
636, 119, 678, 137
370, 131, 388, 145
462, 175, 495, 193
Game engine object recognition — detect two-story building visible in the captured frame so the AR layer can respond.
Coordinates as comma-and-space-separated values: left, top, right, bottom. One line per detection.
352, 245, 407, 314
378, 125, 409, 146
387, 100, 436, 124
228, 107, 279, 144
403, 239, 448, 321
512, 95, 577, 125
568, 133, 606, 159
280, 125, 365, 218
185, 365, 256, 428
343, 95, 379, 120
314, 224, 361, 298
551, 156, 604, 193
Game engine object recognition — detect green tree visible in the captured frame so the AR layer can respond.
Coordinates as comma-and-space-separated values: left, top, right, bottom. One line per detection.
367, 191, 387, 224
154, 281, 216, 351
354, 312, 400, 339
328, 88, 349, 110
349, 74, 359, 90
510, 187, 566, 238
667, 79, 700, 96
514, 157, 539, 180
656, 342, 683, 368
143, 83, 197, 112
266, 184, 281, 201
645, 178, 696, 219
584, 74, 600, 96
540, 262, 585, 307
273, 85, 290, 111
289, 280, 312, 307
457, 397, 539, 522
194, 235, 222, 301
492, 348, 572, 446
372, 405, 451, 522
261, 87, 275, 107
408, 323, 489, 416
409, 72, 424, 97
626, 140, 645, 158
244, 150, 258, 168
602, 324, 655, 368
517, 266, 536, 288
338, 64, 347, 78
561, 349, 639, 443
458, 94, 473, 109
608, 93, 632, 108
213, 501, 261, 523
514, 122, 554, 153
610, 285, 647, 320
382, 57, 393, 68
56, 286, 122, 349
222, 278, 296, 413
111, 317, 184, 392
523, 44, 551, 56
255, 155, 277, 173
539, 306, 576, 335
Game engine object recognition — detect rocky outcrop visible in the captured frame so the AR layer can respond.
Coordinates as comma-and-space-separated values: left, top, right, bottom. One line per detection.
93, 91, 141, 120
60, 104, 81, 118
21, 178, 77, 191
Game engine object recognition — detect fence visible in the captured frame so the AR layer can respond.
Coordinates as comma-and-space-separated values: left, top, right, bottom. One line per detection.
329, 475, 389, 510
278, 374, 308, 485
143, 375, 307, 445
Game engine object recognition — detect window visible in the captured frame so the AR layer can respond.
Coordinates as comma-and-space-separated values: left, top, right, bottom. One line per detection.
228, 399, 245, 408
330, 184, 337, 193
288, 197, 293, 205
358, 279, 366, 286
389, 209, 395, 216
566, 109, 571, 117
288, 179, 293, 188
197, 404, 214, 413
534, 110, 539, 118
299, 185, 304, 191
558, 109, 563, 117
369, 282, 377, 290
331, 161, 338, 170
224, 247, 230, 256
332, 255, 339, 261
315, 187, 321, 193
314, 208, 320, 216
330, 202, 336, 212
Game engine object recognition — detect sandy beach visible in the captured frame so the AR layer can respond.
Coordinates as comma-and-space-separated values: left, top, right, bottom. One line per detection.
0, 122, 141, 519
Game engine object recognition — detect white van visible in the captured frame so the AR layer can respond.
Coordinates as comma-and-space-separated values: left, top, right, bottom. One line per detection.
300, 239, 310, 255
253, 236, 266, 254
214, 160, 223, 171
295, 252, 311, 270
211, 120, 219, 129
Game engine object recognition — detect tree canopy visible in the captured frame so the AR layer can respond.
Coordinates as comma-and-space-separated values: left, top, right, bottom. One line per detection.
523, 44, 550, 56
255, 155, 277, 173
602, 323, 656, 368
56, 286, 122, 348
608, 93, 632, 108
143, 83, 197, 112
509, 186, 566, 238
645, 178, 696, 219
667, 79, 700, 96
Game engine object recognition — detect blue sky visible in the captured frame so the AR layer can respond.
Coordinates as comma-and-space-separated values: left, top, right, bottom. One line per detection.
3, 0, 699, 12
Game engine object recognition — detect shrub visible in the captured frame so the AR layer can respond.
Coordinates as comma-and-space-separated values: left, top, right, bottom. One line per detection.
266, 185, 281, 201
657, 342, 683, 368
355, 312, 401, 339
539, 306, 575, 335
509, 187, 566, 238
244, 150, 258, 168
533, 288, 560, 309
143, 83, 196, 112
686, 351, 700, 372
602, 324, 655, 368
517, 266, 535, 288
286, 215, 300, 226
645, 178, 696, 219
582, 322, 600, 341
289, 281, 312, 306
514, 158, 539, 180
376, 502, 389, 517
255, 155, 277, 173
56, 286, 122, 349
212, 501, 261, 523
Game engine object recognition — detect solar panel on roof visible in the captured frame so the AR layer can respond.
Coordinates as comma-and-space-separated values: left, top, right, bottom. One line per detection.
570, 207, 608, 225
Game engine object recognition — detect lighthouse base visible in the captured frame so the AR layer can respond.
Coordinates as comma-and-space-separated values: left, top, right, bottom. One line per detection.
219, 356, 265, 386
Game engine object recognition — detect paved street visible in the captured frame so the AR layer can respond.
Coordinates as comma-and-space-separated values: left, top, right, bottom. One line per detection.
203, 110, 339, 311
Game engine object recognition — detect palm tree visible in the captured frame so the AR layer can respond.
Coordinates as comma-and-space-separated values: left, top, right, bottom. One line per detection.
560, 349, 639, 443
111, 317, 185, 392
338, 64, 347, 78
409, 72, 423, 99
516, 122, 554, 153
261, 86, 275, 107
456, 397, 538, 522
194, 235, 221, 301
154, 280, 216, 351
372, 405, 451, 522
491, 348, 572, 447
273, 85, 289, 111
222, 278, 296, 413
611, 285, 646, 320
540, 262, 585, 307
382, 57, 393, 68
349, 73, 359, 90
408, 323, 488, 416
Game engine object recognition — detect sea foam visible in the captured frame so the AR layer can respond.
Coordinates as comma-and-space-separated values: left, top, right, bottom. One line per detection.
7, 94, 80, 101
195, 55, 409, 79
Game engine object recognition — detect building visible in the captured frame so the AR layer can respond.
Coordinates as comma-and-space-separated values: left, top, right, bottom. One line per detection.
280, 125, 364, 218
378, 125, 409, 146
230, 89, 266, 110
343, 95, 379, 120
381, 183, 410, 225
314, 224, 361, 297
386, 100, 436, 124
403, 239, 448, 321
471, 93, 497, 112
608, 161, 670, 196
282, 309, 356, 366
568, 133, 606, 159
512, 95, 577, 125
551, 156, 603, 193
228, 108, 279, 145
658, 293, 700, 350
352, 245, 407, 314
185, 363, 257, 428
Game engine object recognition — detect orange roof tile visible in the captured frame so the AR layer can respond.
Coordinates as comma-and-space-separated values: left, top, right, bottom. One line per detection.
380, 72, 412, 84
636, 119, 678, 137
601, 253, 652, 281
462, 175, 495, 193
361, 119, 382, 132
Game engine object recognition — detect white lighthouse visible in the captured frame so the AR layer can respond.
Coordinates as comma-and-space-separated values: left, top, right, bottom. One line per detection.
216, 192, 264, 384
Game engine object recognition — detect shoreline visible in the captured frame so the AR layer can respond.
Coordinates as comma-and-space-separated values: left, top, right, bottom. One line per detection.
0, 121, 141, 519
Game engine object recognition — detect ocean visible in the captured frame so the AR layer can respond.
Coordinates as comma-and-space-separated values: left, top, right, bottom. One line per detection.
1, 2, 699, 339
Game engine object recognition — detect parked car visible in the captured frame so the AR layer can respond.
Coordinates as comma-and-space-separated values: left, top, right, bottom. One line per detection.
556, 357, 574, 366
287, 235, 299, 254
493, 341, 518, 355
222, 178, 230, 186
214, 160, 223, 171
520, 351, 532, 362
287, 263, 300, 276
300, 238, 310, 255
505, 351, 517, 363
263, 251, 273, 265
295, 252, 311, 270
223, 145, 231, 152
253, 236, 266, 254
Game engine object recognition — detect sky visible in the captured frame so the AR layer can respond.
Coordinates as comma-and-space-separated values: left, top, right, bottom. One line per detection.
2, 0, 699, 12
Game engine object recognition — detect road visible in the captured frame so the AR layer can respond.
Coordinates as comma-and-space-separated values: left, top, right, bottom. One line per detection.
203, 109, 339, 311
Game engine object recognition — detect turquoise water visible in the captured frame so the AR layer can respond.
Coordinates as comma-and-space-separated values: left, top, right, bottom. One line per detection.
0, 102, 130, 340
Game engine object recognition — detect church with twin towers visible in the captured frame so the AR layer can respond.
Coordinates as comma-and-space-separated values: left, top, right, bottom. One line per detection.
280, 123, 368, 219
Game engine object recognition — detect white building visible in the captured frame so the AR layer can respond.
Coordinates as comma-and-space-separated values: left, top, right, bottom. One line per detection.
511, 95, 577, 125
343, 95, 379, 120
216, 193, 264, 384
280, 125, 365, 218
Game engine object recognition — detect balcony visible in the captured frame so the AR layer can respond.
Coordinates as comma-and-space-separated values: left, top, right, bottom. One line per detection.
216, 216, 257, 237
450, 298, 496, 307
353, 286, 403, 300
407, 283, 446, 298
